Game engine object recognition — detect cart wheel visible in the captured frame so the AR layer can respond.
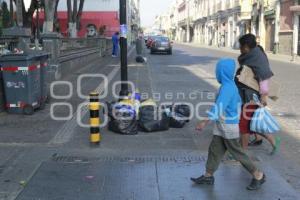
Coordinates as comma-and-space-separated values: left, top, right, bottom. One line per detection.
23, 105, 34, 115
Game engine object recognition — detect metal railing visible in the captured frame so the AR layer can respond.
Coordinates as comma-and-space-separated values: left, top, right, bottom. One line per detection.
60, 37, 108, 51
59, 37, 112, 63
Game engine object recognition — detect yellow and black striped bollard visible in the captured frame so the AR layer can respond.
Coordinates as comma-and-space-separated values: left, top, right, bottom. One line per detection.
89, 92, 101, 145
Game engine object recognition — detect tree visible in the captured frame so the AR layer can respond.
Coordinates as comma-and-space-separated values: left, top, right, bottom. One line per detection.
43, 0, 60, 32
67, 0, 85, 37
13, 0, 41, 28
2, 2, 10, 28
9, 0, 13, 26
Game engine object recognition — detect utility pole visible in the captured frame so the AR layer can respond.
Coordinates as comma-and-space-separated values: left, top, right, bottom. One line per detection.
119, 0, 129, 96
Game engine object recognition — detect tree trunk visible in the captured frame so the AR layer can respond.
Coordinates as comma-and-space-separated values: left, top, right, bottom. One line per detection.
72, 0, 77, 23
67, 0, 72, 24
9, 0, 14, 26
16, 0, 23, 26
54, 0, 59, 20
70, 0, 77, 37
76, 0, 84, 30
43, 0, 56, 32
69, 22, 77, 37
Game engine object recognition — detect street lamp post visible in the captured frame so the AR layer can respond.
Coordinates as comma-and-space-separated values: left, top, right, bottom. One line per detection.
119, 0, 129, 97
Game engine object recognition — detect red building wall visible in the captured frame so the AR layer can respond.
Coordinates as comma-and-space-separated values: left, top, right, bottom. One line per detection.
39, 11, 120, 37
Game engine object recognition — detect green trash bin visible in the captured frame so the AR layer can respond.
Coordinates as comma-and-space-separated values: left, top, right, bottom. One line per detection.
0, 54, 42, 115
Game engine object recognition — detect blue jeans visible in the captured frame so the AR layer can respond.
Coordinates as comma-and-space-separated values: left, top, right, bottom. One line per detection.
112, 44, 119, 56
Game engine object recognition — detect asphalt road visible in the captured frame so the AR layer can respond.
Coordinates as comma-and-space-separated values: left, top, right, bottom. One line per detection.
0, 44, 300, 200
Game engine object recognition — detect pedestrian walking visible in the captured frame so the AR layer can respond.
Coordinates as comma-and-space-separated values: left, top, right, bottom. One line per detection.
112, 32, 119, 57
191, 59, 266, 190
235, 33, 281, 154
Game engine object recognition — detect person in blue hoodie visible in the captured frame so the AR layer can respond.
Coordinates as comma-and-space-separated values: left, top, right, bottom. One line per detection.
191, 58, 266, 190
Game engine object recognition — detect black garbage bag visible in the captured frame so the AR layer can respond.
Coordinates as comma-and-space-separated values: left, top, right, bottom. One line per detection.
169, 112, 187, 128
139, 105, 170, 132
164, 104, 191, 128
136, 55, 145, 63
174, 104, 191, 120
107, 102, 138, 135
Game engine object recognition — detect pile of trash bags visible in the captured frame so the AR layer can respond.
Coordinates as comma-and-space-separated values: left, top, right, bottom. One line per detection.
107, 91, 191, 135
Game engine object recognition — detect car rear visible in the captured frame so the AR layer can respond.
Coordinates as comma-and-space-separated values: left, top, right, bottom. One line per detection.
150, 37, 172, 55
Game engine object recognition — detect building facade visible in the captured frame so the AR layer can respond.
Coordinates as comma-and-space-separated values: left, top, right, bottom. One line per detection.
55, 0, 140, 42
159, 0, 300, 57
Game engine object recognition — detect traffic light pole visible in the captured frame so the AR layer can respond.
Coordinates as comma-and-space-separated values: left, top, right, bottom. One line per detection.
119, 0, 129, 97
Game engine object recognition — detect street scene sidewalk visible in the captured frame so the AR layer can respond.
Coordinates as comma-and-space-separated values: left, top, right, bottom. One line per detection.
1, 44, 300, 200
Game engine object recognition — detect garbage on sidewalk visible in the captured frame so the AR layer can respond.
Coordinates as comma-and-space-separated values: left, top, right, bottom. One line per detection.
135, 55, 147, 63
107, 98, 139, 135
166, 104, 191, 128
139, 99, 170, 132
106, 90, 191, 135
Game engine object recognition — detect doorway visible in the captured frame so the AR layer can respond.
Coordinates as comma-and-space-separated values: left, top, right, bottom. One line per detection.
265, 18, 275, 52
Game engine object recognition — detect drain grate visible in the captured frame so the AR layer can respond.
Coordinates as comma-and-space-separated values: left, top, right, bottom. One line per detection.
51, 154, 260, 163
52, 155, 207, 163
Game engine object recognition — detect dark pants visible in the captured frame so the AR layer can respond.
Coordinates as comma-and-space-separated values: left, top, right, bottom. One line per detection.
112, 44, 119, 56
206, 135, 257, 175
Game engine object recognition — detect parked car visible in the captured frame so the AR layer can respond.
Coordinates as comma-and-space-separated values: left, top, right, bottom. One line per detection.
146, 36, 156, 48
144, 36, 149, 44
150, 36, 172, 55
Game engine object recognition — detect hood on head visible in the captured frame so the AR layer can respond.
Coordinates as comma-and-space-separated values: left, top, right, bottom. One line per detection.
216, 58, 236, 84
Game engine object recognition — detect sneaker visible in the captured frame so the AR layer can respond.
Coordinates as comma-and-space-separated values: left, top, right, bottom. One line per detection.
248, 139, 263, 146
191, 175, 215, 185
112, 55, 117, 57
271, 136, 281, 155
247, 174, 266, 190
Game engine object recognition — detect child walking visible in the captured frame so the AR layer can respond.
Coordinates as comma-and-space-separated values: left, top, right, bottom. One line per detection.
191, 58, 266, 190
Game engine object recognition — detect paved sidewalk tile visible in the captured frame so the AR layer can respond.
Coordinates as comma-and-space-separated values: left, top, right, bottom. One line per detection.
16, 158, 299, 200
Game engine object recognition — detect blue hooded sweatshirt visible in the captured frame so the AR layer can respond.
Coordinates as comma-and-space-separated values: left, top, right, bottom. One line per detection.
207, 59, 241, 124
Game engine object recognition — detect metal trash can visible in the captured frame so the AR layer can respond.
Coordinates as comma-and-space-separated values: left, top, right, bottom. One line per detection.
0, 54, 42, 115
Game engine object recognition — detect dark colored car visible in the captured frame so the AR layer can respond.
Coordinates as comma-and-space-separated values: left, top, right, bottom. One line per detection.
146, 36, 158, 49
150, 36, 172, 55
